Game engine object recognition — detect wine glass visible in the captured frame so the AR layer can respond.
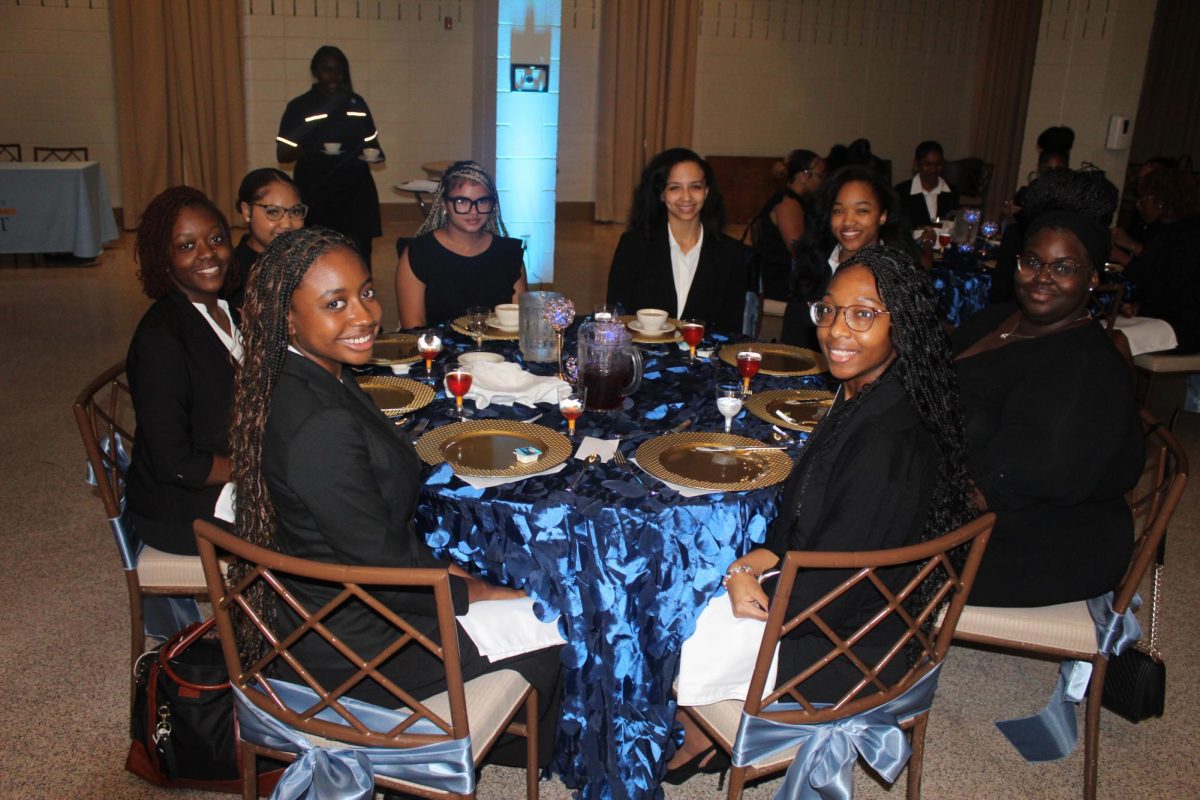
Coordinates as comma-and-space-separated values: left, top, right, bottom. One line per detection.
466, 305, 490, 350
557, 384, 587, 438
443, 361, 474, 418
415, 329, 443, 384
715, 382, 743, 433
735, 349, 762, 396
680, 318, 705, 363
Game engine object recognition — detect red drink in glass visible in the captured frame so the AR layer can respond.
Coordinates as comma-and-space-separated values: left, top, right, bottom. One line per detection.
681, 324, 705, 347
736, 350, 762, 394
445, 371, 472, 398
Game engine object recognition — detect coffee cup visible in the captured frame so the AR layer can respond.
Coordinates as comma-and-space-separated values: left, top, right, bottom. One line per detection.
323, 142, 341, 155
494, 303, 520, 328
636, 308, 668, 331
362, 147, 381, 161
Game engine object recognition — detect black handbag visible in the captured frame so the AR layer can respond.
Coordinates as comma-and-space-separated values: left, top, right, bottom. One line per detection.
1101, 552, 1166, 723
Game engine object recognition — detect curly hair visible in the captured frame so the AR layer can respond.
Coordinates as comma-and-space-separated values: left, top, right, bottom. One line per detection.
134, 186, 230, 300
228, 225, 361, 657
414, 160, 508, 237
627, 147, 727, 238
1020, 167, 1119, 225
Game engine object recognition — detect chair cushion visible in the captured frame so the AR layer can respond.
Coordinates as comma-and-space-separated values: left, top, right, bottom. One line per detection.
1134, 352, 1200, 373
687, 699, 800, 773
136, 546, 207, 589
945, 602, 1099, 657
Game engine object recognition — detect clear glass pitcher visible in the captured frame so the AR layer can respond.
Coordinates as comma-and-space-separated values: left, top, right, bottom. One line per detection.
519, 291, 563, 363
577, 320, 642, 411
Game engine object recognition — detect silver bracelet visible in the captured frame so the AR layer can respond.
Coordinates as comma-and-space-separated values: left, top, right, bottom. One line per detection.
722, 564, 756, 588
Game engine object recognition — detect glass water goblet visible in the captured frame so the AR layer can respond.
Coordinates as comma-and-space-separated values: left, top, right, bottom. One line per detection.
466, 306, 490, 350
415, 329, 443, 384
715, 382, 743, 433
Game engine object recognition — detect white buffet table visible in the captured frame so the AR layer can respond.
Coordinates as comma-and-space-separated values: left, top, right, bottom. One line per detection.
0, 161, 119, 258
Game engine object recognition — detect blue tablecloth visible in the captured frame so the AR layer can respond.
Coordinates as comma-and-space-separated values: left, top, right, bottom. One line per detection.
402, 327, 825, 799
929, 258, 993, 327
0, 161, 119, 257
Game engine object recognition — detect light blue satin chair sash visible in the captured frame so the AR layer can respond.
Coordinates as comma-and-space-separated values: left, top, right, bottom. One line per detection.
234, 679, 476, 800
731, 664, 943, 800
84, 432, 130, 487
995, 591, 1142, 762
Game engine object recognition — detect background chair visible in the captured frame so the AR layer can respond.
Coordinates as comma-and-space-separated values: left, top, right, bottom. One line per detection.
1133, 353, 1200, 427
946, 412, 1187, 800
72, 361, 209, 685
682, 513, 995, 799
1091, 282, 1126, 332
194, 519, 540, 800
33, 146, 88, 162
0, 143, 20, 162
943, 157, 994, 206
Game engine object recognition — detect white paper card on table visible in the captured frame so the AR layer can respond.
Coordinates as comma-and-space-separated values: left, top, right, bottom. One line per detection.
1113, 315, 1179, 357
456, 595, 566, 663
574, 436, 618, 463
458, 462, 567, 490
676, 592, 779, 706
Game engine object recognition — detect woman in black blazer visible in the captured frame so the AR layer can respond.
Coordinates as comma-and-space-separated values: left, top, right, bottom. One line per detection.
230, 226, 561, 764
126, 187, 240, 556
606, 148, 751, 335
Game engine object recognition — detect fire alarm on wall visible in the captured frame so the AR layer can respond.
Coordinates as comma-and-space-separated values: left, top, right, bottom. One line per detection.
444, 16, 453, 30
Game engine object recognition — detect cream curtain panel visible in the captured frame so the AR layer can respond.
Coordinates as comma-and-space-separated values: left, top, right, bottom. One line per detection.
968, 0, 1043, 218
1130, 0, 1200, 164
110, 0, 246, 229
594, 0, 699, 223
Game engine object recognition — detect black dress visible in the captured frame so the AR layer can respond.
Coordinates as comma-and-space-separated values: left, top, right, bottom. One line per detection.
749, 188, 808, 302
761, 369, 938, 702
220, 234, 258, 311
1125, 216, 1200, 353
952, 305, 1144, 606
407, 232, 524, 326
264, 353, 561, 762
277, 87, 382, 261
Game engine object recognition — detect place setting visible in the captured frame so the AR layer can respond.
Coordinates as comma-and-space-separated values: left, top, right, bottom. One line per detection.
450, 303, 521, 343
745, 388, 837, 431
619, 308, 683, 344
717, 341, 826, 376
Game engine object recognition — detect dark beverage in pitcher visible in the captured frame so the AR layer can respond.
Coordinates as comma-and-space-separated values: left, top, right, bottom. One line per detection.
583, 362, 631, 411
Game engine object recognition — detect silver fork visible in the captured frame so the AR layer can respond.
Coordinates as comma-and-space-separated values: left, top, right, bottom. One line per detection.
613, 450, 655, 495
410, 418, 430, 438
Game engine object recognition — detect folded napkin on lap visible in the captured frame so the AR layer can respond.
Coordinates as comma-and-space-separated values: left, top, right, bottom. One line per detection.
1113, 315, 1179, 357
465, 362, 569, 408
676, 591, 779, 706
456, 595, 566, 663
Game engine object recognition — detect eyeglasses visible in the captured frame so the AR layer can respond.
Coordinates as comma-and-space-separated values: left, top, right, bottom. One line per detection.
808, 302, 891, 331
802, 169, 827, 181
447, 195, 496, 214
253, 203, 308, 222
1017, 253, 1087, 280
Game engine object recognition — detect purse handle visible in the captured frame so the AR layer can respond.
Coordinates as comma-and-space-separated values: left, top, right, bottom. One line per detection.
158, 617, 229, 692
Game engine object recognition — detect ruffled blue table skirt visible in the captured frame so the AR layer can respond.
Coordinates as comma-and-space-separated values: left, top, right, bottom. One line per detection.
928, 263, 993, 327
408, 327, 823, 799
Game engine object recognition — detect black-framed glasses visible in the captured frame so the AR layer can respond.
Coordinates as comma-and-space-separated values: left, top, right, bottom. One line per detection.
808, 302, 891, 332
1017, 253, 1086, 280
447, 195, 496, 214
253, 203, 308, 222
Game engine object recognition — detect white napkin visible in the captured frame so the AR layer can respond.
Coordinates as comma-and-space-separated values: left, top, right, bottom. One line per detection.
456, 595, 566, 663
676, 592, 779, 706
464, 362, 569, 408
630, 458, 721, 498
575, 436, 618, 463
1113, 316, 1179, 357
458, 462, 566, 490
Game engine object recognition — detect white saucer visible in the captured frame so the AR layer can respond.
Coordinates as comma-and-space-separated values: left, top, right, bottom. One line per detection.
360, 156, 383, 163
458, 351, 505, 365
627, 320, 674, 336
487, 316, 520, 332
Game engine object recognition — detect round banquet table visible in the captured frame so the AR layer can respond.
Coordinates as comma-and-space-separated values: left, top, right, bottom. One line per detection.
386, 324, 827, 799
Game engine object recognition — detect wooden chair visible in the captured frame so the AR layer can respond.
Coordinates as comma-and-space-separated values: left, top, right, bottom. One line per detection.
194, 519, 540, 800
0, 144, 20, 162
33, 146, 88, 162
943, 158, 994, 206
946, 413, 1187, 800
1133, 353, 1200, 424
72, 361, 209, 681
1091, 282, 1126, 332
683, 513, 995, 799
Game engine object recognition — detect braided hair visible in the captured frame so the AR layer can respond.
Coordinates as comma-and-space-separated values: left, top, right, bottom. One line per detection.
228, 225, 360, 656
134, 186, 230, 300
415, 160, 508, 237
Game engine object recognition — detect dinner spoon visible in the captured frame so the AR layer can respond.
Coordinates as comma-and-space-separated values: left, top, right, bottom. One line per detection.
567, 453, 600, 492
694, 445, 789, 453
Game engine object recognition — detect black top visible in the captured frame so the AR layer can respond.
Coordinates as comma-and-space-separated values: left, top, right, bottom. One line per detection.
125, 290, 237, 553
894, 179, 960, 228
221, 233, 259, 311
952, 305, 1144, 605
1125, 216, 1200, 353
750, 188, 808, 302
277, 87, 382, 245
762, 369, 937, 701
407, 232, 524, 326
606, 227, 751, 334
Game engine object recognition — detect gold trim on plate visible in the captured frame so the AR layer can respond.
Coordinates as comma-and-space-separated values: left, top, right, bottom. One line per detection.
354, 375, 435, 417
718, 342, 827, 376
369, 334, 421, 365
451, 315, 521, 341
414, 419, 573, 477
635, 432, 792, 491
745, 389, 835, 431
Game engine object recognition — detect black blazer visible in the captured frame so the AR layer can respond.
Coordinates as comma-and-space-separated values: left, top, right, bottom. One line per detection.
125, 290, 237, 539
606, 226, 751, 334
894, 179, 960, 227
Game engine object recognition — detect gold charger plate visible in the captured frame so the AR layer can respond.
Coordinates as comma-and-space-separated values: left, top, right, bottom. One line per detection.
414, 419, 572, 477
451, 315, 521, 341
635, 432, 792, 491
718, 343, 826, 376
355, 375, 435, 418
745, 389, 836, 432
618, 314, 683, 344
370, 334, 421, 366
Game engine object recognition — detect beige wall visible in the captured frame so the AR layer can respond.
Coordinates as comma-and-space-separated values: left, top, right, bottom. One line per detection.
0, 0, 121, 204
691, 0, 983, 176
1018, 0, 1156, 200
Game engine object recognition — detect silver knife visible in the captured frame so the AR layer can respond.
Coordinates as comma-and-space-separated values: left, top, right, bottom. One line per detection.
694, 445, 789, 453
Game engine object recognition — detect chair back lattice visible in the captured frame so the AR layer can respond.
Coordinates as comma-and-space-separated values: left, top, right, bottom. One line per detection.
193, 520, 472, 750
0, 144, 20, 162
33, 146, 88, 162
72, 362, 135, 558
743, 514, 995, 725
1092, 283, 1126, 332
